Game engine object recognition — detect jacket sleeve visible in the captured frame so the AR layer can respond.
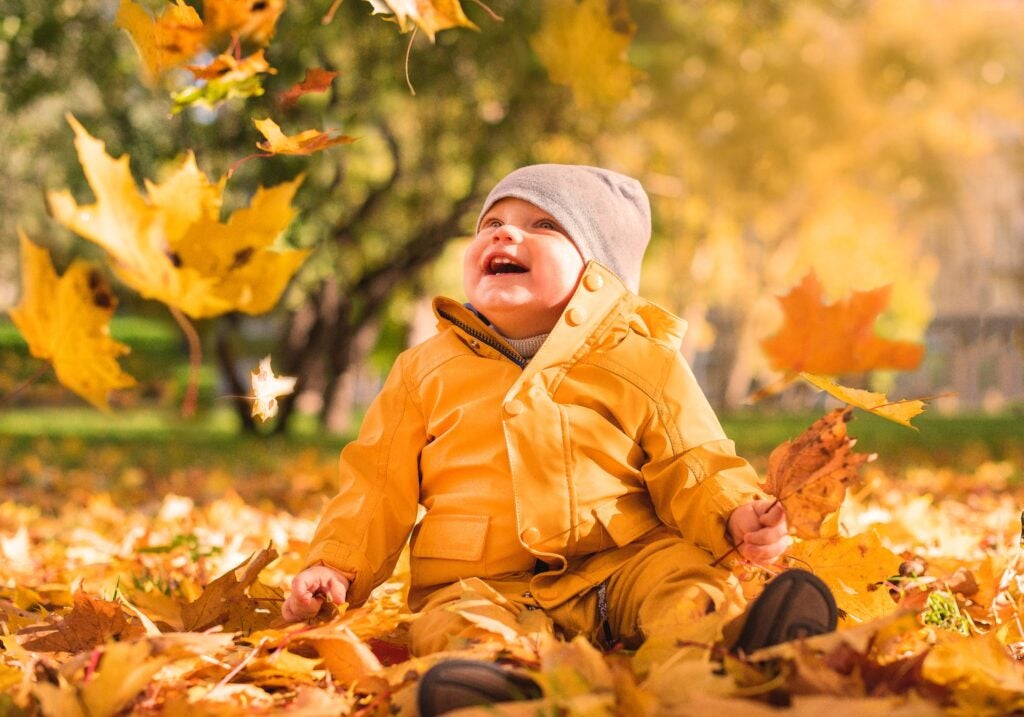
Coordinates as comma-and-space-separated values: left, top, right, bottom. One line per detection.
639, 350, 765, 560
304, 352, 424, 606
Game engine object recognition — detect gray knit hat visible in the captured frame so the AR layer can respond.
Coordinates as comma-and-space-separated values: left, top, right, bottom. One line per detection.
477, 164, 652, 293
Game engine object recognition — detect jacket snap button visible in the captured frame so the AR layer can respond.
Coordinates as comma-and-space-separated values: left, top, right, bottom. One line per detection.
583, 274, 604, 291
505, 400, 525, 416
566, 307, 587, 326
521, 526, 541, 545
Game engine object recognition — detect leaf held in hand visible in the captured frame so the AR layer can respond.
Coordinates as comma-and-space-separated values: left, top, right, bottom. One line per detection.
9, 230, 136, 410
251, 355, 297, 421
761, 272, 924, 375
764, 408, 875, 539
180, 546, 278, 632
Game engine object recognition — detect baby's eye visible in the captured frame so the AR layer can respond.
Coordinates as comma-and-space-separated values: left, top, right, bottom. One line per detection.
484, 218, 503, 228
537, 220, 557, 230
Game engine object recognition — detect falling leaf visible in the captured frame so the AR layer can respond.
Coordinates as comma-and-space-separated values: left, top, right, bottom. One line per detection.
278, 67, 339, 109
115, 0, 285, 84
530, 0, 640, 109
20, 590, 144, 653
364, 0, 478, 41
172, 49, 276, 113
254, 117, 357, 156
250, 355, 297, 421
761, 272, 925, 375
764, 408, 875, 539
115, 0, 205, 85
47, 115, 311, 320
203, 0, 287, 46
180, 545, 278, 632
800, 373, 927, 429
8, 231, 136, 410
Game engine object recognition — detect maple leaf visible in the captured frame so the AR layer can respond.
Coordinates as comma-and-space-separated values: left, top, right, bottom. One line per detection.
530, 0, 640, 109
8, 230, 136, 410
251, 355, 297, 421
115, 0, 205, 85
364, 0, 478, 41
116, 0, 285, 84
800, 373, 926, 429
180, 545, 278, 632
254, 117, 357, 156
761, 272, 925, 375
764, 408, 875, 539
203, 0, 286, 46
278, 67, 339, 109
172, 49, 276, 113
20, 590, 144, 653
47, 115, 311, 320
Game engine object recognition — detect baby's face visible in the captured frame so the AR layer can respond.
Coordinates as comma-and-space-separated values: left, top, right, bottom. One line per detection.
464, 198, 585, 339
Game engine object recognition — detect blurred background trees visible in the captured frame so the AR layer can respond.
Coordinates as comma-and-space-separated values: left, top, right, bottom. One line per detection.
1, 0, 1022, 433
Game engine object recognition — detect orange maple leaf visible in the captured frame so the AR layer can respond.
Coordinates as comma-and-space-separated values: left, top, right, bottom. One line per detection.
278, 67, 339, 109
180, 546, 278, 632
761, 272, 924, 375
764, 408, 875, 539
20, 590, 144, 653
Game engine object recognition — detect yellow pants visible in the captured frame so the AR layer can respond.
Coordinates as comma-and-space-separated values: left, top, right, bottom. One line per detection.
408, 535, 746, 657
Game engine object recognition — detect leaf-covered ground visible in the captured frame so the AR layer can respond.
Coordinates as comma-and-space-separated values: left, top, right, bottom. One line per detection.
2, 443, 1024, 715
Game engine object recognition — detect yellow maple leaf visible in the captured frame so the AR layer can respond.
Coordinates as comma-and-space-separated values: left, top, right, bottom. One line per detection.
47, 114, 311, 320
761, 272, 925, 375
203, 0, 286, 46
254, 117, 357, 156
365, 0, 478, 41
800, 373, 927, 429
530, 0, 639, 109
250, 355, 297, 421
116, 0, 285, 84
785, 531, 903, 624
8, 230, 136, 411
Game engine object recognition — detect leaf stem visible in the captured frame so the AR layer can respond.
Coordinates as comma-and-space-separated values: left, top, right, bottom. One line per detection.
404, 27, 418, 96
169, 306, 202, 418
467, 0, 504, 22
0, 363, 51, 411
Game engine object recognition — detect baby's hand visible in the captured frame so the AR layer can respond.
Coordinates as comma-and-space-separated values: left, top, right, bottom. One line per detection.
726, 500, 790, 563
282, 565, 350, 622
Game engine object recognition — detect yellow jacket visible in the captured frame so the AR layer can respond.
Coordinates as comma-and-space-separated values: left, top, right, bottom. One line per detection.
305, 262, 764, 611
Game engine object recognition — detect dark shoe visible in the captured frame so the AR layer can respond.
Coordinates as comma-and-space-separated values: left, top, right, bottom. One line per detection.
417, 659, 542, 716
732, 568, 838, 654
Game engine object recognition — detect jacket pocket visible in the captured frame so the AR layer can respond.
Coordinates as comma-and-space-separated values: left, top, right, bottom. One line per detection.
593, 497, 662, 548
411, 513, 489, 561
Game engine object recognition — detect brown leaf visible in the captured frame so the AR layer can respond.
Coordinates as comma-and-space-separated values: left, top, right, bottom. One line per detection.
764, 408, 875, 539
180, 546, 278, 632
278, 67, 339, 109
20, 591, 143, 653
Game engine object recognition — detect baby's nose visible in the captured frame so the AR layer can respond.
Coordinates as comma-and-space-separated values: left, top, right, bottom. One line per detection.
494, 224, 524, 243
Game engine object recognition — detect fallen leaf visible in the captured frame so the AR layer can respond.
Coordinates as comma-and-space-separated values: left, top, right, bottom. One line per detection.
48, 115, 311, 320
20, 590, 144, 653
278, 67, 339, 109
8, 231, 135, 410
80, 640, 172, 717
761, 272, 924, 375
180, 546, 278, 632
530, 0, 639, 109
786, 531, 903, 624
301, 623, 383, 682
254, 117, 357, 156
250, 355, 297, 421
365, 0, 478, 41
922, 632, 1024, 715
764, 408, 875, 539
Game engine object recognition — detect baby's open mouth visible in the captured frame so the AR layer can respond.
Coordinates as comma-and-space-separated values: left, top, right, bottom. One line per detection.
487, 256, 528, 275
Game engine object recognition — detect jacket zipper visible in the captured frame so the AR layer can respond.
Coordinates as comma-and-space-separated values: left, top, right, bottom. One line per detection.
437, 308, 527, 368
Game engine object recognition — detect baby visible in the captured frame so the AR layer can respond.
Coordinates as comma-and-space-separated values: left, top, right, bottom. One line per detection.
283, 164, 836, 714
